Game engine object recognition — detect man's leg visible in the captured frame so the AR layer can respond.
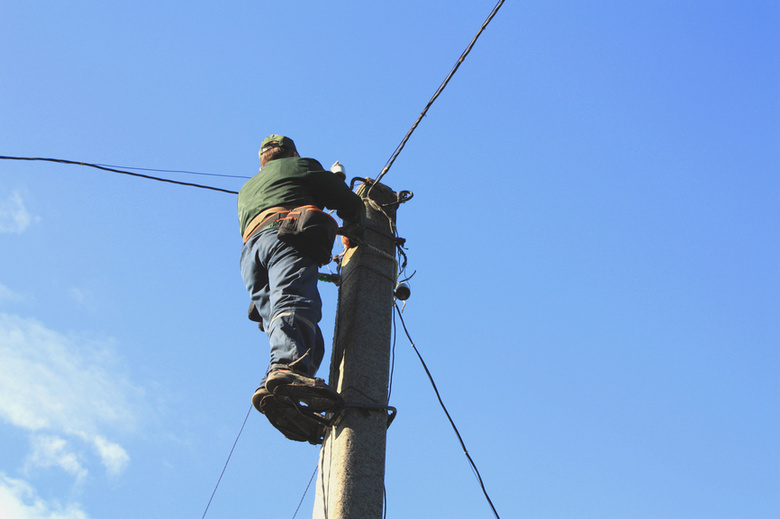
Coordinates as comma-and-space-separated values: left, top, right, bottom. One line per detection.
242, 227, 324, 378
265, 239, 323, 377
242, 229, 340, 442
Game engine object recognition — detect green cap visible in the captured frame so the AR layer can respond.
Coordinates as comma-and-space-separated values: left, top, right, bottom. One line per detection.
259, 134, 297, 158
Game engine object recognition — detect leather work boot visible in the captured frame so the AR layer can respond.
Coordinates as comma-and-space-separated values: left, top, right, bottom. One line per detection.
265, 366, 343, 415
252, 385, 326, 444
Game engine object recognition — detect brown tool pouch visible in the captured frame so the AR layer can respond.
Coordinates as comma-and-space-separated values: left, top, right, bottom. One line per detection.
277, 205, 339, 265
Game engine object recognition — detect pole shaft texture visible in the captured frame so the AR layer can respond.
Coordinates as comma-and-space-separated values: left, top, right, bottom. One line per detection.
313, 181, 398, 519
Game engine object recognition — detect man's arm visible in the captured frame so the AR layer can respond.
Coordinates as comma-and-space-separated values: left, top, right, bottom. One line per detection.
308, 167, 366, 240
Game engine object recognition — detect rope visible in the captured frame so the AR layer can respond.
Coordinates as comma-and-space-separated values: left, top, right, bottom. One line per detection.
353, 184, 410, 272
363, 242, 399, 266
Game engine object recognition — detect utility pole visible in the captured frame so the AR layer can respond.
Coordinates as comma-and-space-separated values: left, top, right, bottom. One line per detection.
312, 180, 398, 519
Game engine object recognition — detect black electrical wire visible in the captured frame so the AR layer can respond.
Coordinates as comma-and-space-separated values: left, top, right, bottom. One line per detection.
291, 465, 319, 519
4, 6, 506, 517
1, 0, 505, 197
373, 0, 506, 188
96, 162, 251, 179
201, 404, 252, 519
0, 156, 239, 194
387, 307, 398, 401
394, 303, 502, 519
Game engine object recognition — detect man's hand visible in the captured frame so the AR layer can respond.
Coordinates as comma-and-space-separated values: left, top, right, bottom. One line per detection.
339, 221, 364, 249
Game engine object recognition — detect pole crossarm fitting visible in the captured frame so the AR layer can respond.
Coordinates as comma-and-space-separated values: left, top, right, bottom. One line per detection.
339, 403, 397, 428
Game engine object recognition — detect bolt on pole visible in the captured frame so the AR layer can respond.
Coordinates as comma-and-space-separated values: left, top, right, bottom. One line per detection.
312, 180, 399, 519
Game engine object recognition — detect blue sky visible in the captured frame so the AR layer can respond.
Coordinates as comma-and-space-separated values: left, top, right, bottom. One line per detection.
1, 1, 778, 518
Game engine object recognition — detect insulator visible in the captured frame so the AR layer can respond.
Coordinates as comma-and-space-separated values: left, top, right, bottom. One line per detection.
394, 282, 411, 301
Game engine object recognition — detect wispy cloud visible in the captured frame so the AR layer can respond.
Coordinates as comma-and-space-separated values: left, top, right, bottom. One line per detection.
0, 314, 144, 479
0, 473, 89, 519
0, 284, 30, 305
90, 436, 130, 477
0, 191, 35, 234
25, 435, 88, 484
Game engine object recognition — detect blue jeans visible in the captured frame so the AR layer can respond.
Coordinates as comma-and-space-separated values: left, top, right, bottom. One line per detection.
240, 226, 325, 383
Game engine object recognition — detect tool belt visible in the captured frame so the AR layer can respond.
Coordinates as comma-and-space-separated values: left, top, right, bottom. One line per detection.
277, 205, 339, 265
243, 205, 339, 266
242, 208, 293, 243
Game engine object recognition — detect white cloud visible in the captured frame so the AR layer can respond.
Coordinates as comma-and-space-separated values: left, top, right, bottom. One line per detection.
91, 436, 129, 476
0, 191, 35, 234
0, 314, 143, 479
25, 436, 87, 484
0, 473, 89, 519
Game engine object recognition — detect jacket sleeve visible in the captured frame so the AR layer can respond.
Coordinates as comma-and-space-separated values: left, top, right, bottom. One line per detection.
307, 168, 366, 231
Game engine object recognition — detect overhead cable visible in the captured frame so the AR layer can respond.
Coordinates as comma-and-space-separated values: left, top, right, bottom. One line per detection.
374, 0, 506, 188
291, 465, 319, 519
0, 155, 238, 194
96, 162, 251, 180
200, 404, 252, 519
394, 303, 502, 519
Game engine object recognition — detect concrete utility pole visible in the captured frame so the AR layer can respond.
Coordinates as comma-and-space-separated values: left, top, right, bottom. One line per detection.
312, 180, 398, 519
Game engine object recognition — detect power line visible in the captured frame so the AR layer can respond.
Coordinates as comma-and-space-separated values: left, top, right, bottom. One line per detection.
291, 465, 319, 519
0, 155, 239, 195
394, 303, 502, 519
5, 4, 505, 515
374, 0, 506, 187
2, 0, 505, 197
96, 162, 251, 180
367, 4, 506, 509
201, 404, 253, 519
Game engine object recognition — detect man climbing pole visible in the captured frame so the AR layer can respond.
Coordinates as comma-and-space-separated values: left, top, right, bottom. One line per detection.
238, 134, 365, 444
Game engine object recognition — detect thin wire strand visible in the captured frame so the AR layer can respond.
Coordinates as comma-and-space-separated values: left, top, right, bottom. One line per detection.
0, 155, 239, 194
291, 464, 319, 519
394, 303, 502, 519
387, 306, 398, 401
96, 162, 251, 179
201, 404, 253, 519
373, 0, 506, 188
1, 1, 506, 197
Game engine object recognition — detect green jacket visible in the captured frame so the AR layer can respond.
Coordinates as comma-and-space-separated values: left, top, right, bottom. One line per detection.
238, 157, 365, 236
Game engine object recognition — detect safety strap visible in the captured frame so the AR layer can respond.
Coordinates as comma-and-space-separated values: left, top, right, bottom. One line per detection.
243, 205, 332, 243
242, 210, 290, 243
